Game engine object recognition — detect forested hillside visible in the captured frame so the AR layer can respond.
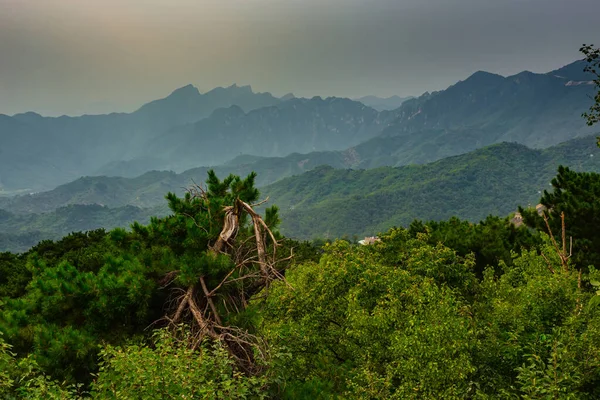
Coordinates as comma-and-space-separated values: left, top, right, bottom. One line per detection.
0, 205, 160, 253
2, 167, 600, 398
0, 152, 348, 214
1, 135, 599, 252
259, 135, 600, 238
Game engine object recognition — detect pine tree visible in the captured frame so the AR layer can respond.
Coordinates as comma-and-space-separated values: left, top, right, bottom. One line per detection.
0, 170, 289, 383
521, 166, 600, 269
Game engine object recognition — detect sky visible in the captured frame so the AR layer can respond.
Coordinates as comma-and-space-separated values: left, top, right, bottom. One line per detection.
1, 0, 599, 116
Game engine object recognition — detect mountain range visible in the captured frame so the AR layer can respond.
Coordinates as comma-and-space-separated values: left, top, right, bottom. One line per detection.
1, 58, 598, 252
0, 59, 595, 194
0, 84, 281, 192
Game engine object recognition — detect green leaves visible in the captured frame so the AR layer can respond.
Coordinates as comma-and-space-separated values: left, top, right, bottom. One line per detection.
522, 167, 600, 269
0, 169, 282, 393
177, 251, 234, 287
261, 237, 476, 398
580, 44, 600, 128
91, 327, 274, 399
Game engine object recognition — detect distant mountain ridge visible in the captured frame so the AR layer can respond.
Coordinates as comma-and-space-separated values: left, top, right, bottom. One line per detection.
355, 95, 414, 111
390, 60, 594, 143
144, 96, 394, 171
0, 59, 596, 193
0, 84, 281, 192
134, 83, 281, 128
359, 59, 597, 167
111, 59, 599, 173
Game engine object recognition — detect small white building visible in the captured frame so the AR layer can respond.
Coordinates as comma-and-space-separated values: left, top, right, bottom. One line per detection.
358, 236, 380, 245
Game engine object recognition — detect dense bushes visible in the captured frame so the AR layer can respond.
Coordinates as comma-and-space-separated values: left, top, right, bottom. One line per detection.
258, 230, 600, 398
260, 234, 477, 398
91, 328, 277, 399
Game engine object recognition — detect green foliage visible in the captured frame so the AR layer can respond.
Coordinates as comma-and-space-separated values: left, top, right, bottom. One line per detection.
258, 228, 600, 398
0, 331, 15, 396
0, 169, 286, 394
260, 235, 477, 398
472, 236, 586, 395
0, 331, 80, 399
0, 253, 29, 298
588, 276, 600, 311
3, 167, 600, 398
91, 328, 275, 399
28, 229, 111, 273
0, 251, 159, 382
580, 44, 600, 130
515, 333, 584, 399
521, 166, 600, 269
409, 215, 541, 276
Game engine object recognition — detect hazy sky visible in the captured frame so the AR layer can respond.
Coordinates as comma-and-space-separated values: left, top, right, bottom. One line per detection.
1, 0, 599, 116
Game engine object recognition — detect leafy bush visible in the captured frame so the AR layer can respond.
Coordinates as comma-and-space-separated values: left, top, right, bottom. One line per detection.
91, 328, 277, 399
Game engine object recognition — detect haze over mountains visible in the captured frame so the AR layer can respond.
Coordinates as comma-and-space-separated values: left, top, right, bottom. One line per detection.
0, 60, 595, 194
0, 84, 281, 192
0, 58, 599, 252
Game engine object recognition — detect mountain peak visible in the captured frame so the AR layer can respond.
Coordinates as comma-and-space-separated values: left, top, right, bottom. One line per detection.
169, 84, 200, 98
134, 84, 201, 115
456, 70, 506, 89
12, 111, 44, 122
281, 93, 296, 101
467, 70, 505, 81
547, 59, 593, 81
209, 104, 246, 119
227, 84, 253, 93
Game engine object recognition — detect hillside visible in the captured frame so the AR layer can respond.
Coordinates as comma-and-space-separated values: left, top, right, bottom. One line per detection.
0, 150, 349, 215
0, 204, 161, 253
262, 135, 600, 239
1, 135, 599, 252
